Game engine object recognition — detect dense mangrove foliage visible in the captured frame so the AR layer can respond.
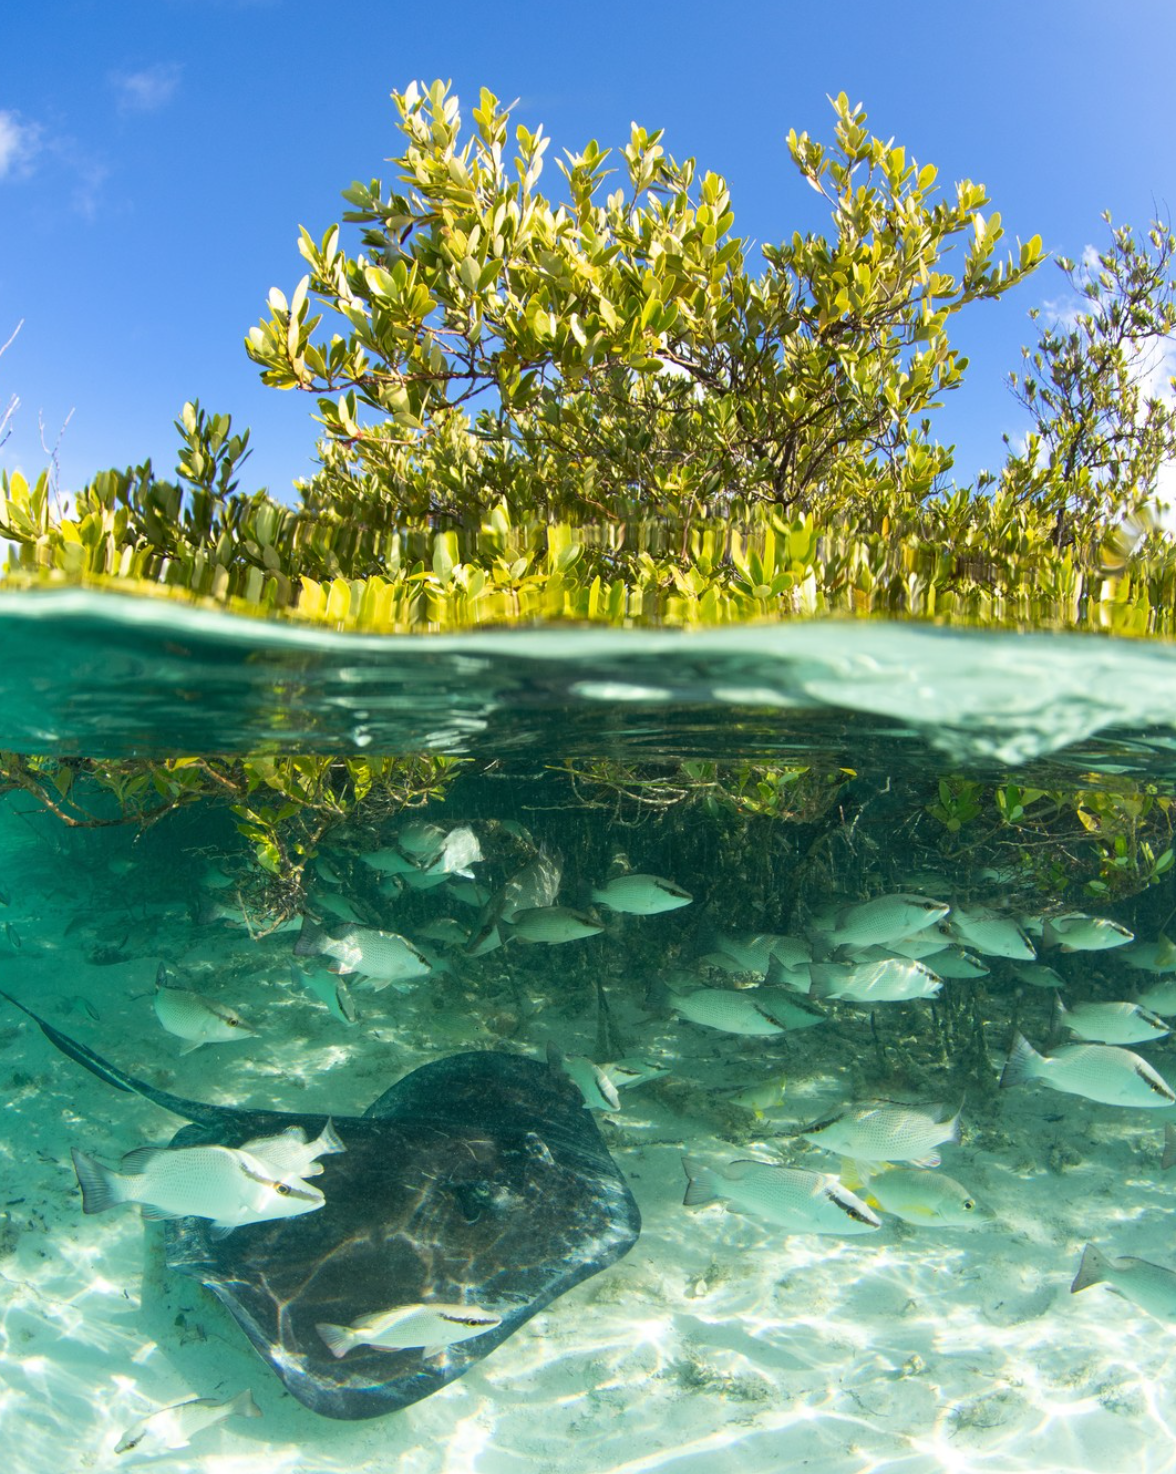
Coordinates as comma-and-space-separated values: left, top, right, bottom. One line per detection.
2, 82, 1175, 909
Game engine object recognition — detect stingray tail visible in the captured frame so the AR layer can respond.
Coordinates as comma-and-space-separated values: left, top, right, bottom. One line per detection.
0, 989, 230, 1127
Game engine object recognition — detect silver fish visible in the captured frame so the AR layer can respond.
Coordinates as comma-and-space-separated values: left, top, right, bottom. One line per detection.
1008, 961, 1067, 990
548, 1044, 621, 1111
1000, 1032, 1176, 1107
295, 918, 430, 989
359, 847, 419, 875
591, 873, 693, 915
509, 906, 605, 944
290, 961, 357, 1024
1044, 912, 1134, 951
394, 819, 448, 861
808, 957, 942, 1003
1121, 938, 1176, 975
423, 825, 483, 878
499, 850, 562, 921
115, 1389, 261, 1455
675, 987, 823, 1036
602, 1056, 671, 1091
1055, 998, 1169, 1045
857, 1165, 993, 1228
240, 1119, 346, 1179
1135, 978, 1176, 1015
1071, 1243, 1176, 1320
705, 932, 811, 977
823, 893, 950, 948
797, 1101, 962, 1166
153, 982, 256, 1053
947, 903, 1035, 960
316, 1302, 502, 1359
681, 1156, 881, 1235
71, 1144, 324, 1233
921, 946, 989, 979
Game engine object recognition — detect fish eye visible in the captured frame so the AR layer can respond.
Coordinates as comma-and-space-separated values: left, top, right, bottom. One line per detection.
276, 1182, 291, 1195
963, 1199, 976, 1211
227, 1018, 240, 1027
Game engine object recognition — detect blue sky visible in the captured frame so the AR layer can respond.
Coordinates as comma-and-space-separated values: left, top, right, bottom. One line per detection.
2, 0, 1174, 506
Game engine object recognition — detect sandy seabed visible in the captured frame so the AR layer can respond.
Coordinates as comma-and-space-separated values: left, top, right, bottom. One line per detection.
3, 821, 1176, 1474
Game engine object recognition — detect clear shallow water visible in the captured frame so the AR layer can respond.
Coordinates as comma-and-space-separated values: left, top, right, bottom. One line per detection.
3, 593, 1176, 1473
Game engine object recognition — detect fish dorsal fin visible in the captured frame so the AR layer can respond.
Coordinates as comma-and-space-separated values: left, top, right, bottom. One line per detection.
0, 990, 232, 1129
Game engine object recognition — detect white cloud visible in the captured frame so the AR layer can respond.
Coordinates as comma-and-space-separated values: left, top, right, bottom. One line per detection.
0, 110, 43, 180
110, 63, 182, 115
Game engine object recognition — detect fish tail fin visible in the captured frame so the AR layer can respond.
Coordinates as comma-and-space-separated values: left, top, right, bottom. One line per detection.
231, 1390, 263, 1421
319, 1117, 347, 1156
70, 1147, 123, 1215
294, 917, 326, 958
681, 1155, 720, 1208
315, 1322, 355, 1359
1071, 1243, 1111, 1294
1163, 1122, 1176, 1172
999, 1032, 1042, 1090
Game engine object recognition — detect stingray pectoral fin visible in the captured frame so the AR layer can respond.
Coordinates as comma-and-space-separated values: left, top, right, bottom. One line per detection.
0, 989, 230, 1129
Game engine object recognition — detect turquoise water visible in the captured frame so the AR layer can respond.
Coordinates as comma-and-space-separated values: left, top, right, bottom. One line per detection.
4, 592, 1176, 1472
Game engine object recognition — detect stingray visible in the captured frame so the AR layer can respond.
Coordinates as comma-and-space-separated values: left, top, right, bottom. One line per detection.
0, 991, 641, 1420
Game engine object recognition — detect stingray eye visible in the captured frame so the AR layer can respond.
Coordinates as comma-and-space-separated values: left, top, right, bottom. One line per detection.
275, 1182, 291, 1196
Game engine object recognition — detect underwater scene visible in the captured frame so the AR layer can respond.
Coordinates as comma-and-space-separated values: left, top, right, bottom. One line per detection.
7, 594, 1176, 1473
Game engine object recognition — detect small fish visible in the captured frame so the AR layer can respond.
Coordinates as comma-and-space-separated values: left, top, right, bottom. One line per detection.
1123, 935, 1176, 974
808, 957, 942, 1003
115, 1388, 261, 1455
1071, 1243, 1176, 1320
316, 1302, 502, 1359
240, 1119, 346, 1179
423, 826, 483, 878
290, 962, 357, 1024
498, 849, 563, 921
309, 889, 366, 924
921, 946, 989, 980
1008, 962, 1067, 990
359, 847, 419, 876
1000, 1032, 1176, 1107
0, 884, 9, 906
295, 918, 430, 989
855, 1165, 993, 1228
947, 903, 1035, 960
548, 1043, 621, 1111
726, 1075, 788, 1117
509, 906, 605, 944
198, 861, 238, 891
5, 921, 20, 950
705, 932, 810, 977
153, 980, 256, 1053
1043, 912, 1134, 952
591, 873, 693, 915
797, 1101, 962, 1166
823, 894, 950, 949
681, 1156, 881, 1235
71, 1143, 325, 1234
394, 819, 448, 861
415, 917, 471, 946
601, 1057, 671, 1091
1055, 998, 1169, 1046
675, 987, 823, 1037
1135, 978, 1176, 1016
